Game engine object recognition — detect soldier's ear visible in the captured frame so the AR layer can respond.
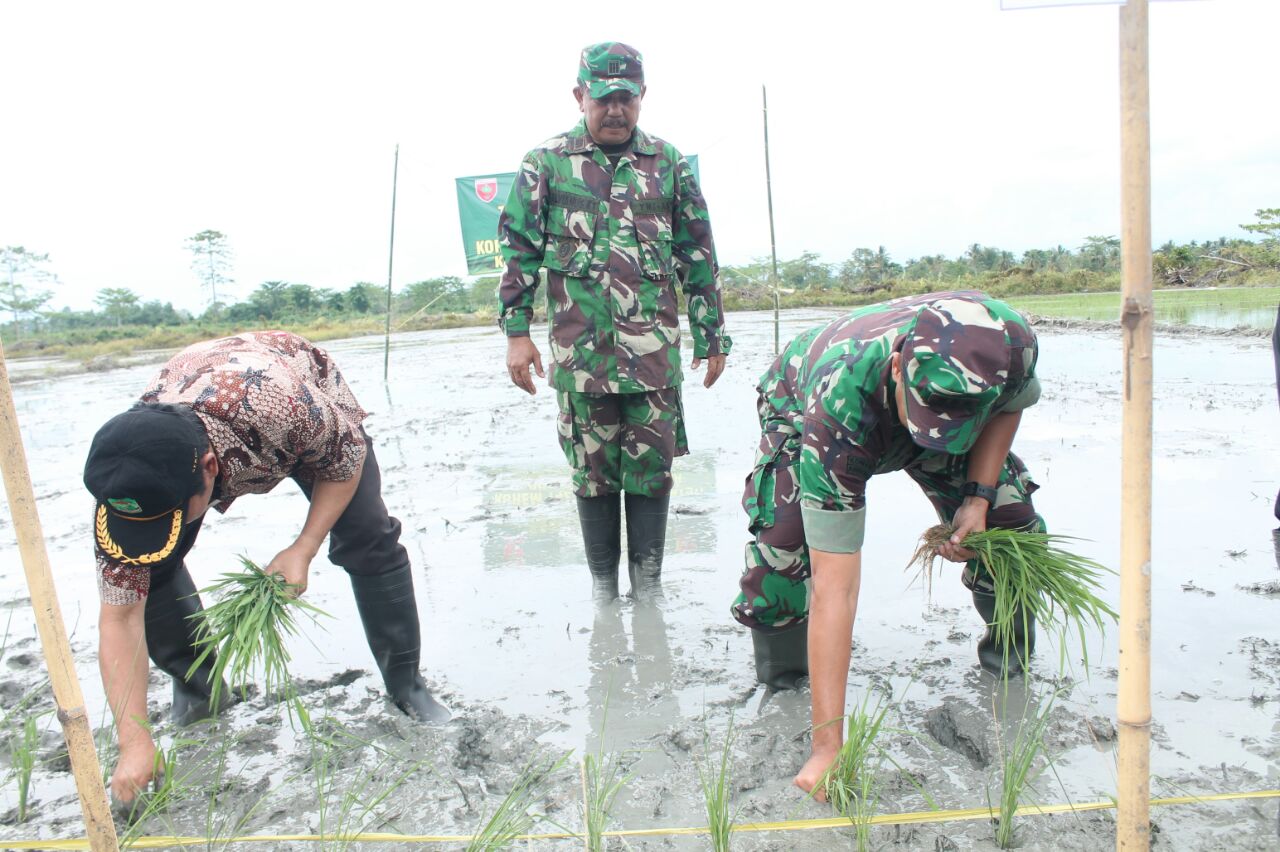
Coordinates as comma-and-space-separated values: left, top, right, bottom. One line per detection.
573, 86, 586, 111
890, 351, 902, 381
639, 84, 647, 101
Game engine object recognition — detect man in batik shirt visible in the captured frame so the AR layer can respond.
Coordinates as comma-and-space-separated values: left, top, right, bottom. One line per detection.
84, 331, 449, 805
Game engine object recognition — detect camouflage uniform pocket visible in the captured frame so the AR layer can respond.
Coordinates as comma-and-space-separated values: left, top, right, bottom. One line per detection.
742, 434, 796, 533
638, 232, 674, 280
544, 204, 594, 278
544, 232, 592, 278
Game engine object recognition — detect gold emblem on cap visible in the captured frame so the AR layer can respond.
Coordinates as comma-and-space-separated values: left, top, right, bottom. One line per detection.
95, 504, 183, 566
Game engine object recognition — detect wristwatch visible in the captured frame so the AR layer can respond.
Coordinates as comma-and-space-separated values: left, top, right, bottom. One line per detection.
960, 481, 999, 505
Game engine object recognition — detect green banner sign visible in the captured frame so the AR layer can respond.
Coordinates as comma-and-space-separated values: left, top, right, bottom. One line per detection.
455, 173, 515, 275
455, 156, 699, 275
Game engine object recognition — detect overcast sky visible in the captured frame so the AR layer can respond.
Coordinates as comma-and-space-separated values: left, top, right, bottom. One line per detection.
2, 0, 1275, 314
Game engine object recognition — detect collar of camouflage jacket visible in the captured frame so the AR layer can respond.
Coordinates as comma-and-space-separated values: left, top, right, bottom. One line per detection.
565, 120, 657, 156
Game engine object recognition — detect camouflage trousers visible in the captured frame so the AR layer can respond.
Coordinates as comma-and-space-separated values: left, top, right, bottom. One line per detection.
555, 387, 688, 498
730, 436, 1043, 632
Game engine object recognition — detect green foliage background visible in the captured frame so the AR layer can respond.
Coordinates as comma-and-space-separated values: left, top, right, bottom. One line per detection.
3, 208, 1277, 362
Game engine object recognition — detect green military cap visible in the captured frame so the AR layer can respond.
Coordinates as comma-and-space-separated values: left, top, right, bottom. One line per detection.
901, 295, 1036, 455
578, 42, 644, 98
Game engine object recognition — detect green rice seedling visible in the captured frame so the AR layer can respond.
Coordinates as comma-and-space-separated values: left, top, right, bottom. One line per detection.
580, 748, 630, 852
296, 720, 434, 852
8, 711, 43, 822
989, 689, 1058, 849
909, 525, 1117, 673
117, 731, 207, 837
579, 689, 632, 852
198, 733, 276, 852
697, 715, 740, 852
466, 752, 566, 852
187, 555, 329, 717
821, 690, 892, 852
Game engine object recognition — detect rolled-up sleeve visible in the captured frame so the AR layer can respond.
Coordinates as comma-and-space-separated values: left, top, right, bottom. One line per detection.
796, 410, 875, 554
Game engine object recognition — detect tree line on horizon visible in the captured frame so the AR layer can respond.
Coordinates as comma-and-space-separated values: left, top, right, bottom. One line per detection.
3, 210, 1277, 345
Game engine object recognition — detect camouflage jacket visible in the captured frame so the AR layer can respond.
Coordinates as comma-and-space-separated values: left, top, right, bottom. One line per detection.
496, 121, 731, 394
750, 291, 1040, 551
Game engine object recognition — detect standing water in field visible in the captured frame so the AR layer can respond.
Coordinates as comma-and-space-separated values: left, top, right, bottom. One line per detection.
0, 310, 1276, 849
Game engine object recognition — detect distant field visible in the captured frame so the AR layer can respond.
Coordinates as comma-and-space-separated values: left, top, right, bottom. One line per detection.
1005, 287, 1279, 329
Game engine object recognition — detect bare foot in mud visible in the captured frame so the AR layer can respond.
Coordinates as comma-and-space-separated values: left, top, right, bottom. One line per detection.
794, 747, 839, 801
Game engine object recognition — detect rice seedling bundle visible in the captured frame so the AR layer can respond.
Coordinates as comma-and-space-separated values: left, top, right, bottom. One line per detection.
186, 556, 329, 712
909, 525, 1118, 671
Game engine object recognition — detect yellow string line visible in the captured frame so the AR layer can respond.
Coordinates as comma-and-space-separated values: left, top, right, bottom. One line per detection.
2, 790, 1276, 849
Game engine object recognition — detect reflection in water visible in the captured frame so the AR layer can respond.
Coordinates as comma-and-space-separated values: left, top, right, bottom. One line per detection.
1173, 306, 1277, 330
478, 452, 721, 572
585, 601, 679, 810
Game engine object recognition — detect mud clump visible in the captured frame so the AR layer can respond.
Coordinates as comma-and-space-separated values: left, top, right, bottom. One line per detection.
924, 699, 992, 768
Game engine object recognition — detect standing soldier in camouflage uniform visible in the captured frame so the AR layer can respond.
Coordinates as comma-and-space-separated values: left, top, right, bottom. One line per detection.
498, 42, 731, 604
727, 291, 1046, 797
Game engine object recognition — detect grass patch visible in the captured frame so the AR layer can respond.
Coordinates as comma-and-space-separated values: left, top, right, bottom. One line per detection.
187, 556, 330, 721
1006, 285, 1280, 327
910, 526, 1117, 674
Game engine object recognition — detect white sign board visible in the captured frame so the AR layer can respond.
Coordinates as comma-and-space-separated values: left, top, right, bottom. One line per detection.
1001, 0, 1198, 8
1001, 0, 1121, 8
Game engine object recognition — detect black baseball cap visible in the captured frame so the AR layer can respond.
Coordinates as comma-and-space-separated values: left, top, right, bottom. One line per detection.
83, 403, 207, 567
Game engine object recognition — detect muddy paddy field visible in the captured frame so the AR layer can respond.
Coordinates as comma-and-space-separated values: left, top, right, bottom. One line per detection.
0, 309, 1277, 850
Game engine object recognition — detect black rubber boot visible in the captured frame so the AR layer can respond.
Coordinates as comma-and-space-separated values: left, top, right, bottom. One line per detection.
625, 493, 669, 603
971, 589, 1036, 676
144, 565, 230, 725
751, 624, 809, 690
350, 566, 451, 722
576, 494, 622, 604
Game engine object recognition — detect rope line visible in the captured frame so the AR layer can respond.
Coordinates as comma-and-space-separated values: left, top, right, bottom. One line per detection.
0, 789, 1275, 849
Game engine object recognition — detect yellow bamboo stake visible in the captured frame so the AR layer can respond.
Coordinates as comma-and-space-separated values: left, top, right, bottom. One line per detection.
0, 335, 119, 851
1117, 1, 1153, 849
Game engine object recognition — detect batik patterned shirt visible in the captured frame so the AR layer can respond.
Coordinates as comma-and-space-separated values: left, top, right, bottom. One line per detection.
95, 331, 367, 604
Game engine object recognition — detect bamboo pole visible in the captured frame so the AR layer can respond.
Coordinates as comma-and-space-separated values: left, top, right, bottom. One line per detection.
383, 143, 400, 383
0, 336, 119, 851
1116, 0, 1153, 849
762, 84, 780, 355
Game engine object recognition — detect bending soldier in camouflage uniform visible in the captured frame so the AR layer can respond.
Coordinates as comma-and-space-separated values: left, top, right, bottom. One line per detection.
498, 42, 731, 603
726, 291, 1046, 798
